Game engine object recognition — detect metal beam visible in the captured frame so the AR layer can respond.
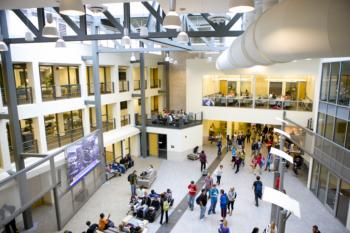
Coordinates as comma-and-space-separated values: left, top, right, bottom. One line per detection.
21, 153, 47, 158
142, 1, 164, 25
201, 13, 225, 32
225, 13, 243, 31
103, 10, 123, 33
37, 8, 45, 36
79, 14, 87, 36
98, 47, 184, 53
12, 9, 40, 37
186, 15, 212, 47
123, 2, 131, 32
84, 100, 95, 105
139, 41, 147, 158
53, 7, 82, 36
147, 38, 192, 50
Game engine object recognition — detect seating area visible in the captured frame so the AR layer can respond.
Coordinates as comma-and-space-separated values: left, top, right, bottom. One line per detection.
137, 168, 157, 189
105, 155, 135, 180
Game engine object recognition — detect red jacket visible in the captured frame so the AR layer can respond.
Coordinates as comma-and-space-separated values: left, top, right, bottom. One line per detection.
188, 184, 197, 196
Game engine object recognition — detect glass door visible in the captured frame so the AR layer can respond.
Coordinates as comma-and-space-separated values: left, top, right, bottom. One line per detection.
317, 164, 328, 203
325, 172, 339, 212
310, 160, 320, 195
336, 180, 350, 226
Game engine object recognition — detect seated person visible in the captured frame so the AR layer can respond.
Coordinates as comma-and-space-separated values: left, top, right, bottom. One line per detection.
86, 221, 98, 233
118, 223, 131, 233
147, 165, 154, 174
149, 189, 160, 199
112, 161, 126, 174
139, 191, 151, 217
98, 213, 114, 231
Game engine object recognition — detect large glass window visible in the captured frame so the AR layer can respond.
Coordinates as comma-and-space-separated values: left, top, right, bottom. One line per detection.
336, 180, 350, 226
326, 172, 338, 210
269, 82, 283, 98
317, 164, 328, 203
328, 63, 340, 103
317, 113, 326, 136
285, 82, 298, 100
334, 118, 347, 146
346, 123, 350, 150
320, 63, 331, 101
338, 61, 350, 106
310, 160, 320, 195
324, 115, 335, 140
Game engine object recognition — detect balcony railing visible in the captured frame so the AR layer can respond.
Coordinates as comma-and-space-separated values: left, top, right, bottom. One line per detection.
46, 127, 84, 150
1, 87, 33, 106
133, 80, 147, 91
41, 84, 81, 101
119, 80, 129, 92
9, 139, 39, 163
135, 112, 203, 129
150, 79, 161, 88
90, 119, 115, 132
202, 95, 313, 112
120, 114, 130, 127
88, 82, 114, 95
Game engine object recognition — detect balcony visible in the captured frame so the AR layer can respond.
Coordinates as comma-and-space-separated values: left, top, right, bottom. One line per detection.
202, 95, 313, 112
88, 82, 114, 95
133, 80, 147, 91
9, 139, 39, 162
41, 84, 81, 101
121, 114, 130, 127
90, 119, 115, 132
135, 112, 203, 129
119, 80, 129, 93
46, 127, 84, 150
150, 79, 161, 89
1, 87, 33, 106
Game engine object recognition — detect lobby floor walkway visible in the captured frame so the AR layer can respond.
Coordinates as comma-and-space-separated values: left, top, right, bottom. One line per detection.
53, 142, 347, 233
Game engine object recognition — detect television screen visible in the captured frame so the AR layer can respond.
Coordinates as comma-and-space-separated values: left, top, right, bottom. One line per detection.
66, 132, 101, 187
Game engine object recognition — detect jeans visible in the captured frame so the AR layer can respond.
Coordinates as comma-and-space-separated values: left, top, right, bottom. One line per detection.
188, 195, 195, 210
131, 184, 136, 196
200, 206, 206, 219
221, 206, 227, 218
208, 199, 217, 214
255, 191, 262, 206
227, 200, 234, 212
160, 210, 168, 224
201, 162, 206, 171
235, 164, 240, 173
216, 176, 221, 185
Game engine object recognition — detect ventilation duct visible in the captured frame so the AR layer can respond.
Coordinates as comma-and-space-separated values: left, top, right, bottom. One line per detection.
216, 0, 350, 70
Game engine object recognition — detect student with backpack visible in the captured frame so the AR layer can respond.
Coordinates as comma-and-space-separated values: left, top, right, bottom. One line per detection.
196, 189, 208, 220
219, 189, 228, 220
160, 193, 169, 224
253, 176, 263, 207
128, 170, 138, 196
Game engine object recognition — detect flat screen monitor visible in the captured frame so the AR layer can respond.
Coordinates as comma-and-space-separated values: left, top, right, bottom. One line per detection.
66, 131, 101, 187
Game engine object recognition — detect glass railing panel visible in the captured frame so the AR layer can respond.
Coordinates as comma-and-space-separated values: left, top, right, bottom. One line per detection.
119, 80, 129, 92
121, 114, 130, 127
255, 99, 269, 109
41, 84, 81, 101
46, 127, 84, 150
1, 87, 34, 106
239, 98, 253, 108
88, 82, 114, 95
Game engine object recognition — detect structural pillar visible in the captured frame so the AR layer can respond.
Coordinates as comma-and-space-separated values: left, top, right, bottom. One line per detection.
140, 42, 147, 158
164, 62, 170, 110
0, 10, 33, 229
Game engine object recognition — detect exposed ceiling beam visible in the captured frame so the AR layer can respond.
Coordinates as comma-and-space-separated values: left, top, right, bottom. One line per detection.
103, 10, 123, 32
185, 15, 212, 47
12, 9, 39, 37
225, 13, 243, 31
147, 38, 192, 50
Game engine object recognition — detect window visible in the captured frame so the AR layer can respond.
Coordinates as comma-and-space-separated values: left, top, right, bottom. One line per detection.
120, 101, 128, 110
269, 82, 283, 97
338, 61, 350, 106
317, 113, 326, 136
346, 123, 350, 150
324, 115, 335, 140
320, 63, 331, 101
328, 62, 340, 103
336, 180, 350, 226
334, 118, 347, 146
285, 82, 298, 100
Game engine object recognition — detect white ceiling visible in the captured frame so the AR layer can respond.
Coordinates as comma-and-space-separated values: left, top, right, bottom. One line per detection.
0, 0, 231, 13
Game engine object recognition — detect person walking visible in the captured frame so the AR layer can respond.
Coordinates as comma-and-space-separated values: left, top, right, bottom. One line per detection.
219, 189, 228, 220
160, 193, 169, 225
128, 170, 138, 196
234, 155, 242, 174
208, 184, 219, 215
187, 181, 197, 211
217, 140, 222, 156
196, 189, 208, 220
231, 146, 237, 163
312, 225, 321, 233
246, 129, 251, 143
204, 173, 214, 193
199, 150, 207, 172
227, 187, 237, 216
218, 219, 230, 233
253, 176, 263, 207
226, 135, 232, 152
215, 165, 224, 185
251, 227, 259, 233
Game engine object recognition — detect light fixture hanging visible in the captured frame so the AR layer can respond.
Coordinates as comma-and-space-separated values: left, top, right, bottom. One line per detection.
163, 0, 181, 30
0, 36, 8, 52
42, 13, 59, 38
229, 0, 255, 13
24, 32, 34, 41
130, 52, 136, 62
121, 28, 131, 48
59, 0, 85, 16
56, 37, 66, 48
164, 52, 170, 62
176, 16, 189, 44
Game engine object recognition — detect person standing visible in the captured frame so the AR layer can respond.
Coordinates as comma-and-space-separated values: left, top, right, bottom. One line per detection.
204, 173, 214, 192
234, 155, 242, 174
199, 150, 207, 172
227, 187, 237, 216
215, 165, 224, 185
187, 181, 197, 211
253, 176, 263, 207
246, 129, 251, 143
217, 140, 222, 156
219, 189, 228, 220
197, 189, 208, 220
208, 184, 219, 215
312, 225, 321, 233
231, 146, 237, 163
160, 193, 169, 225
4, 219, 18, 233
128, 170, 138, 196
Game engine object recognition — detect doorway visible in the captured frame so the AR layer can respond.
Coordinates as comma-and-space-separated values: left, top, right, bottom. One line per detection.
158, 134, 167, 159
147, 133, 167, 159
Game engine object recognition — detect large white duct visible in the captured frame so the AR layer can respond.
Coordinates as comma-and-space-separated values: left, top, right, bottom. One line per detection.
216, 0, 350, 70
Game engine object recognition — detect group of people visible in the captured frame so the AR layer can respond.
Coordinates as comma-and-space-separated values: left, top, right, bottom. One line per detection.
152, 109, 194, 126
106, 155, 135, 177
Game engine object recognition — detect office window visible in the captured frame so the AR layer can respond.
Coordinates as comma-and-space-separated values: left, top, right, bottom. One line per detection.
120, 101, 128, 110
346, 123, 350, 150
320, 63, 331, 101
338, 61, 350, 106
324, 115, 335, 140
328, 62, 340, 104
269, 82, 283, 97
317, 113, 326, 136
334, 118, 347, 146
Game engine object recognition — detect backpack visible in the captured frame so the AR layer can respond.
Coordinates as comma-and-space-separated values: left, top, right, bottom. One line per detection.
255, 182, 262, 193
196, 195, 201, 205
127, 174, 131, 182
163, 200, 170, 211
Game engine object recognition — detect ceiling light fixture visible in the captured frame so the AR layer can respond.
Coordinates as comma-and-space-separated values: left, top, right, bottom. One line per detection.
176, 16, 189, 44
56, 37, 66, 48
0, 36, 8, 52
59, 0, 85, 16
42, 13, 59, 38
163, 0, 181, 30
164, 52, 170, 62
121, 28, 131, 49
130, 52, 136, 62
229, 0, 255, 13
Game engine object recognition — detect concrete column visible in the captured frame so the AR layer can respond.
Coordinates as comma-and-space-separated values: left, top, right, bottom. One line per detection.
57, 113, 65, 136
115, 101, 121, 129
30, 61, 43, 103
82, 108, 90, 135
146, 97, 151, 116
32, 116, 48, 153
0, 120, 11, 170
53, 66, 62, 98
79, 63, 88, 98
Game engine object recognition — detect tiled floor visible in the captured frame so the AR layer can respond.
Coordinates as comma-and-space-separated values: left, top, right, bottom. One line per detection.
33, 141, 348, 233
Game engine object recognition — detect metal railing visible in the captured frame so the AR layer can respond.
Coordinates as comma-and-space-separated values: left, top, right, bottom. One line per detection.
9, 139, 39, 163
202, 96, 313, 112
119, 80, 129, 92
133, 80, 147, 91
41, 84, 81, 101
46, 127, 84, 150
1, 87, 33, 106
150, 79, 161, 88
135, 112, 203, 129
120, 114, 130, 127
88, 82, 114, 95
90, 119, 115, 132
